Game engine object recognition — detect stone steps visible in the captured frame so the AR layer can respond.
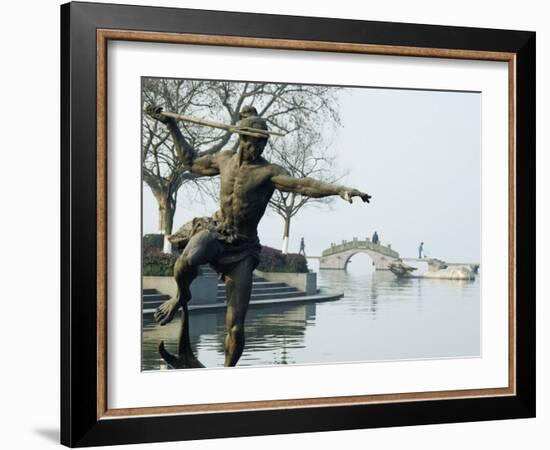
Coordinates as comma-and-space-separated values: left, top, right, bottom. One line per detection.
216, 279, 304, 301
143, 289, 306, 308
215, 283, 288, 295
217, 286, 298, 296
217, 290, 306, 301
143, 277, 306, 311
143, 291, 343, 314
216, 281, 286, 290
143, 293, 170, 308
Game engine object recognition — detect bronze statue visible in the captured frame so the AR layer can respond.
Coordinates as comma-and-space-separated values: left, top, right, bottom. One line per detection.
145, 105, 371, 368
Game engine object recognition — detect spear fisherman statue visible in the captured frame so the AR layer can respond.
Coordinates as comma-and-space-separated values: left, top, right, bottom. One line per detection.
146, 105, 371, 368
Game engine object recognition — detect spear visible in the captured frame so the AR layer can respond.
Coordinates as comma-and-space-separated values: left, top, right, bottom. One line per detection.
159, 111, 286, 138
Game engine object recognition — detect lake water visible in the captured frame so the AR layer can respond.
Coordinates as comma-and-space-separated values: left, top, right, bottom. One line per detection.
142, 259, 480, 370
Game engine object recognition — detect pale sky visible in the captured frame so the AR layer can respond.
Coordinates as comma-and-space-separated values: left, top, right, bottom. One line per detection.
143, 86, 481, 263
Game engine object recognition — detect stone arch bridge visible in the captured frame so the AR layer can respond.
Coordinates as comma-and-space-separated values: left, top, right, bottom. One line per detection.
319, 238, 400, 270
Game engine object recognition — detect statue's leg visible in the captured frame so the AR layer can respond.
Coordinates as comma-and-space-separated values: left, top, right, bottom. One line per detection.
154, 230, 220, 326
223, 256, 257, 367
155, 230, 220, 369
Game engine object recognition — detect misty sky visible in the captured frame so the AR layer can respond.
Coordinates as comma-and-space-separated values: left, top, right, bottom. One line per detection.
143, 86, 481, 262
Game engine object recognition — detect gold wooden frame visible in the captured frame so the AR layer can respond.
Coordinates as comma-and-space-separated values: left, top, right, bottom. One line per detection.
96, 29, 517, 420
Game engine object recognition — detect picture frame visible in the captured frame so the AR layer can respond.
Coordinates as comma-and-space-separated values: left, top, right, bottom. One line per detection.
60, 1, 535, 447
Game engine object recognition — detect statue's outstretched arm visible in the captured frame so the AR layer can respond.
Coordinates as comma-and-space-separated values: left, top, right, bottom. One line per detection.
145, 105, 221, 176
272, 172, 371, 203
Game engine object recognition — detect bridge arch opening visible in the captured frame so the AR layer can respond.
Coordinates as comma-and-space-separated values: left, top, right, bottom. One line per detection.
345, 252, 375, 274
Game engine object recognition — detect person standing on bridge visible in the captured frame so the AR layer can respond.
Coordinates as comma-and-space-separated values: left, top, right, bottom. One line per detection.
299, 237, 306, 256
418, 242, 424, 259
372, 231, 379, 245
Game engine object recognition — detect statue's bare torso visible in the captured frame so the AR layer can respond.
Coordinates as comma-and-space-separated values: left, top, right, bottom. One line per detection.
216, 152, 279, 239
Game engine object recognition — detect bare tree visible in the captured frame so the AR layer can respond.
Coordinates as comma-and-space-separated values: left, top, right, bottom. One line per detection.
142, 78, 342, 252
267, 127, 345, 253
142, 79, 238, 252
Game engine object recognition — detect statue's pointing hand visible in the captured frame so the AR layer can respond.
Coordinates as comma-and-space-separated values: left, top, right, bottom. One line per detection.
145, 105, 173, 125
339, 189, 371, 204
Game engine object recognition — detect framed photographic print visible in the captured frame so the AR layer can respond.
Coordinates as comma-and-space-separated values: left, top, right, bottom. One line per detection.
61, 1, 535, 447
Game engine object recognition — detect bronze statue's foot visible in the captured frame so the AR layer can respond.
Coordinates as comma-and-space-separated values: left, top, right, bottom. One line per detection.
154, 298, 180, 326
159, 341, 205, 369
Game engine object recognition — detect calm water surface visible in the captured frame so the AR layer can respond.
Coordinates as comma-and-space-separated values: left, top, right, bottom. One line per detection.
142, 261, 480, 370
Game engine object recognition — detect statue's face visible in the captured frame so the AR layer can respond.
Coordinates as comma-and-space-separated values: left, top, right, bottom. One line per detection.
240, 135, 267, 162
238, 115, 268, 162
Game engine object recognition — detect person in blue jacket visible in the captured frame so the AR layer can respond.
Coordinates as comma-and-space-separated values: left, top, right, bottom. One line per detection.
418, 242, 424, 258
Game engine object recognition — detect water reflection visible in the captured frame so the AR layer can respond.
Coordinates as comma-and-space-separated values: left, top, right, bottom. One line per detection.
142, 269, 480, 370
142, 302, 318, 370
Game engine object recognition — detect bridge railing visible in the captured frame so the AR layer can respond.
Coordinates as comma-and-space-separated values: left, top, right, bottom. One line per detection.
321, 239, 400, 258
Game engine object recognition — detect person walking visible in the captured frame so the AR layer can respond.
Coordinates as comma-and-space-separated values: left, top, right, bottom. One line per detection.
299, 237, 306, 256
418, 242, 424, 259
372, 231, 379, 245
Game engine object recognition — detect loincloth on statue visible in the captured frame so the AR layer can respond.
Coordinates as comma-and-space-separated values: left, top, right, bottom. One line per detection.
168, 215, 261, 272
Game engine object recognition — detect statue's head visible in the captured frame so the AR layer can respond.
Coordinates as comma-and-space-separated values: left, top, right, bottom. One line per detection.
238, 107, 269, 162
239, 105, 258, 119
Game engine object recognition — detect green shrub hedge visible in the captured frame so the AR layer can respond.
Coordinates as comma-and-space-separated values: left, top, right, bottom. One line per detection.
143, 233, 164, 254
257, 246, 309, 273
142, 243, 309, 276
142, 252, 178, 276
